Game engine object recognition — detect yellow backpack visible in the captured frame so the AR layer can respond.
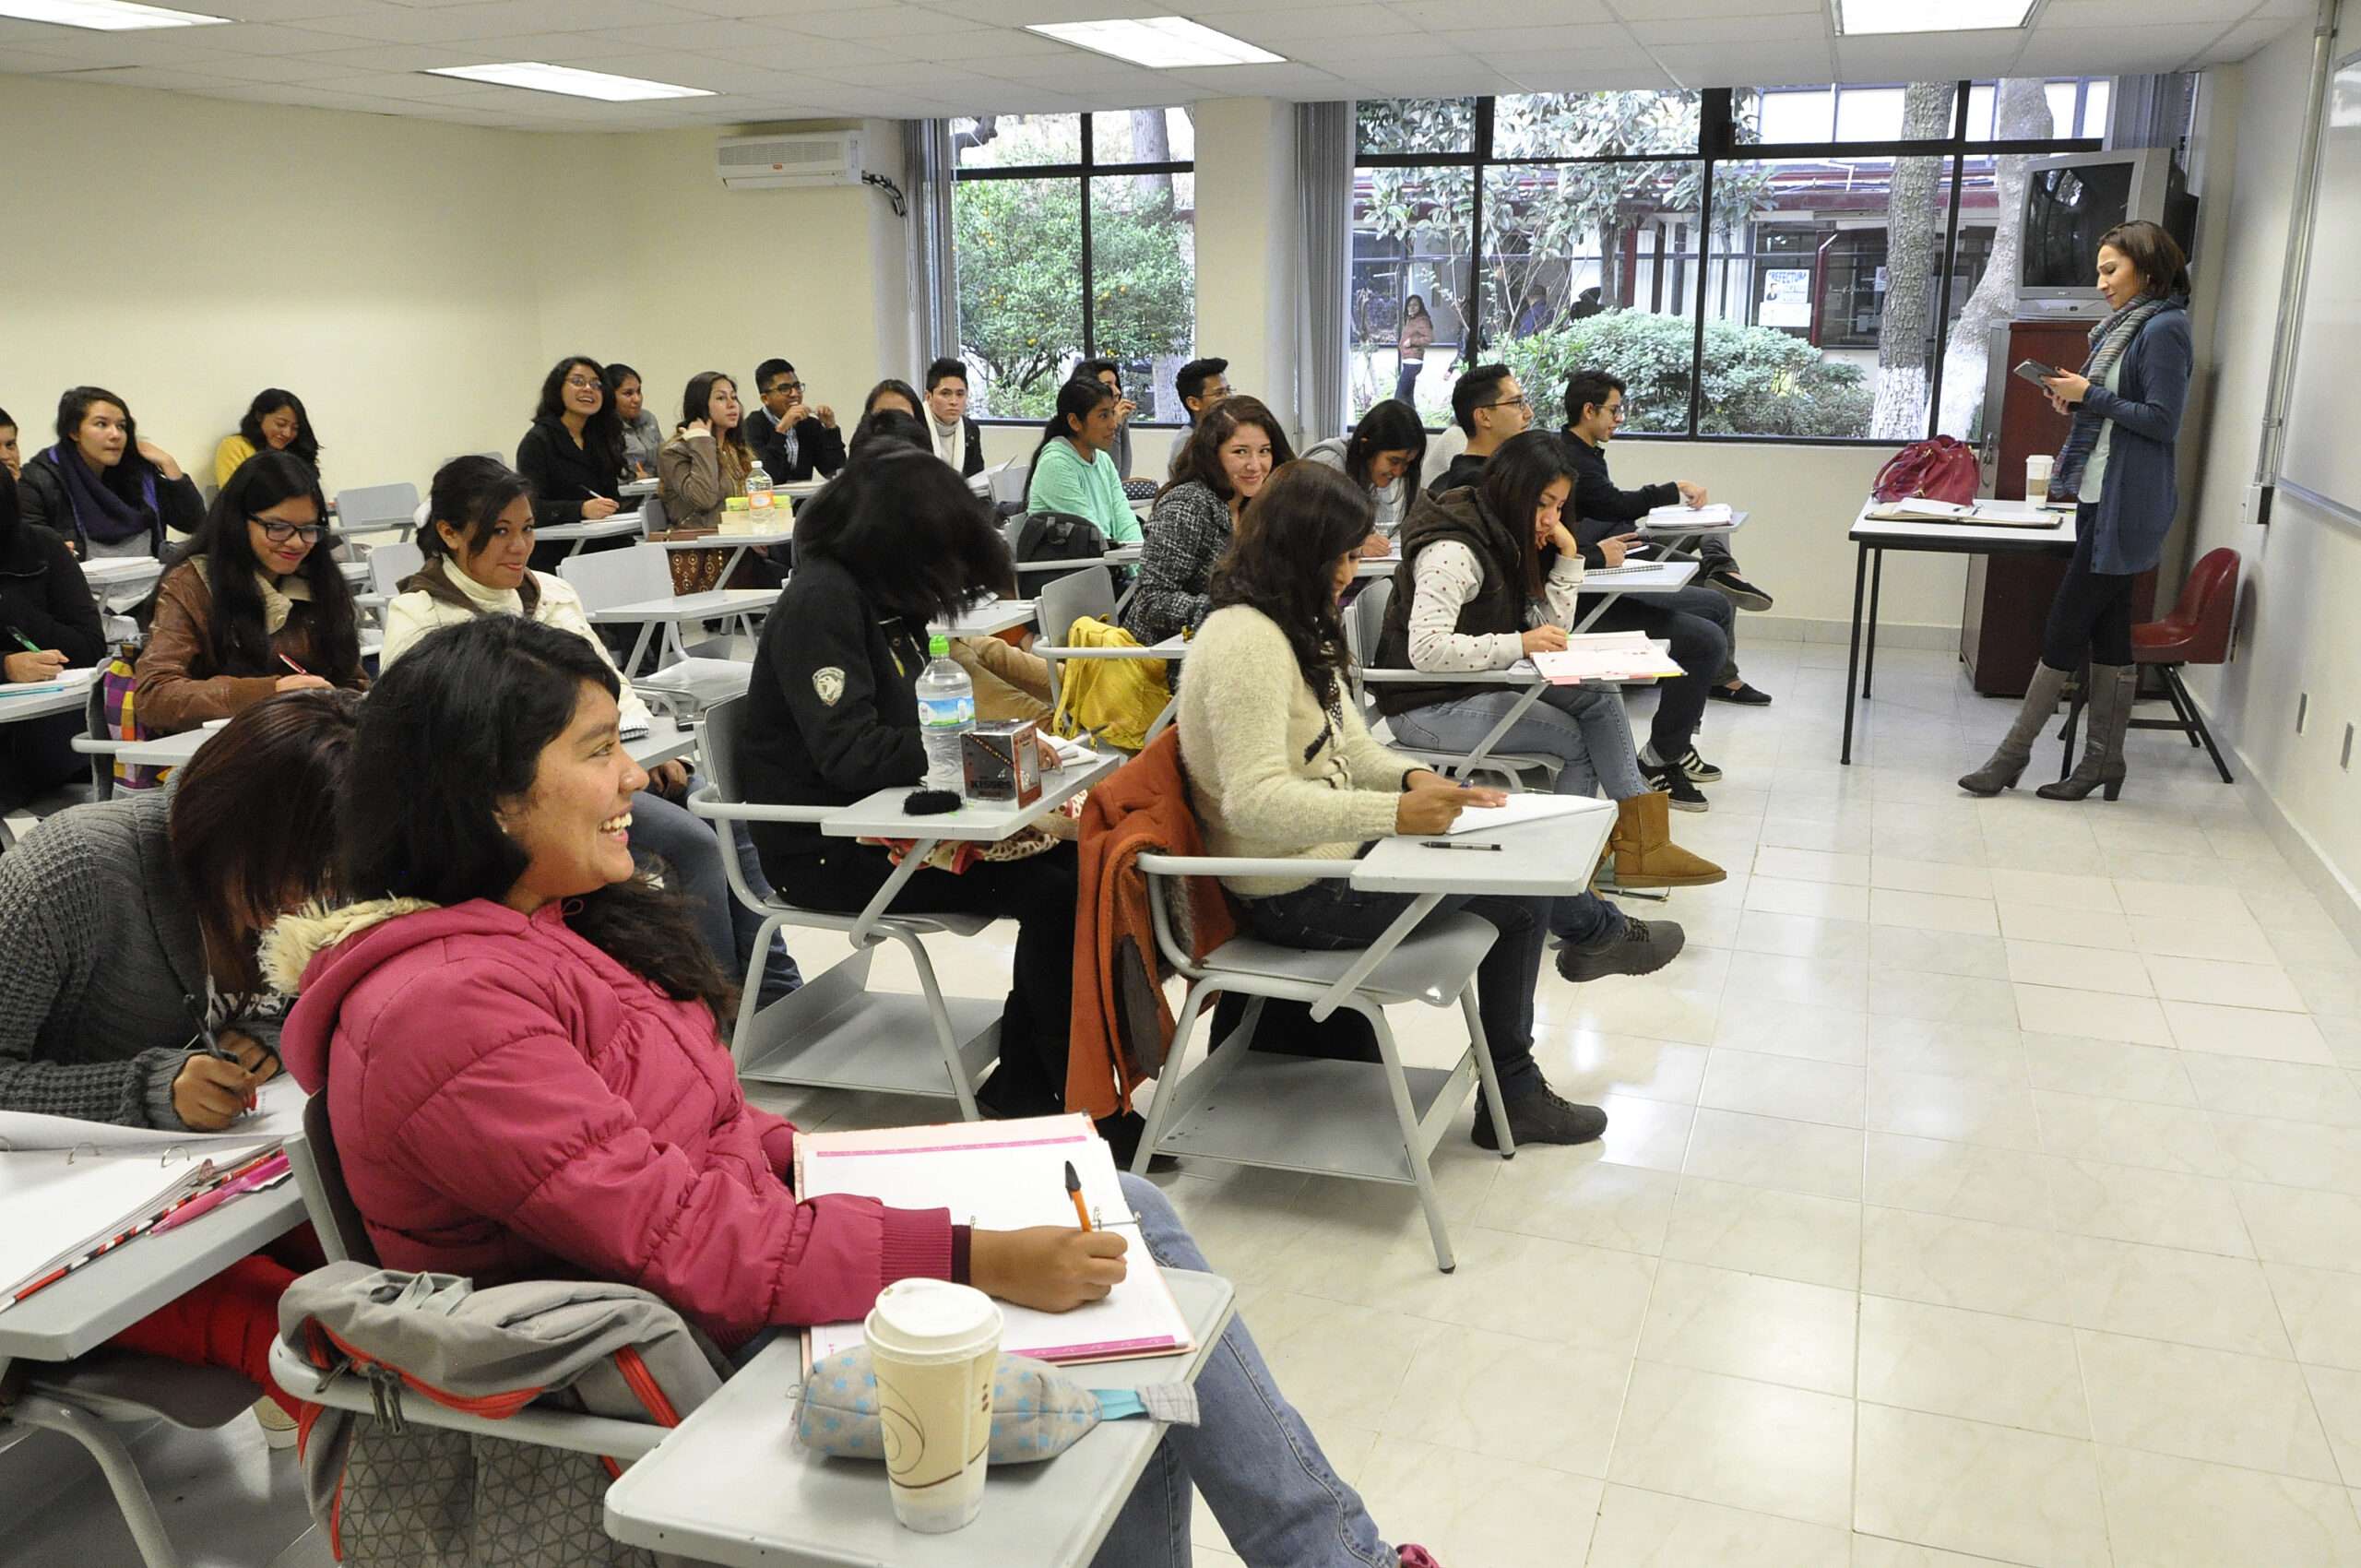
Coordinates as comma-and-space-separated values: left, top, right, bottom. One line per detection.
1050, 615, 1172, 754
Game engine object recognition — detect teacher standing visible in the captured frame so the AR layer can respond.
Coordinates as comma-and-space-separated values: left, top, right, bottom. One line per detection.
1960, 219, 2191, 802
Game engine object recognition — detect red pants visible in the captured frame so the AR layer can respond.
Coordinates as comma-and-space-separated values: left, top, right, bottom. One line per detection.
108, 1254, 303, 1421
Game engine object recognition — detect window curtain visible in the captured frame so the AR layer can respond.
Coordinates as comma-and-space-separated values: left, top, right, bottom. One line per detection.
905, 118, 958, 362
1294, 101, 1353, 445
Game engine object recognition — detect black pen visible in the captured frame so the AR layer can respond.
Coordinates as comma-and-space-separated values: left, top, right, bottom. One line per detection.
1419, 840, 1503, 851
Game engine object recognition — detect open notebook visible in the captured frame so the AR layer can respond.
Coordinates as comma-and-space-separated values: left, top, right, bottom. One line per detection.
795, 1114, 1195, 1367
1529, 633, 1686, 683
0, 1140, 277, 1310
1640, 502, 1735, 529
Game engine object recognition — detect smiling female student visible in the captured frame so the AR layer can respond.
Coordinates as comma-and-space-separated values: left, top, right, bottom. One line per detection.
379, 456, 800, 1005
213, 388, 322, 489
269, 612, 1447, 1568
1301, 398, 1425, 547
135, 450, 367, 736
1118, 395, 1290, 646
1022, 376, 1143, 548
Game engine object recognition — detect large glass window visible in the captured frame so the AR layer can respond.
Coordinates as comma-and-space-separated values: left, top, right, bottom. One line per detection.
951, 111, 1195, 422
1349, 79, 2113, 443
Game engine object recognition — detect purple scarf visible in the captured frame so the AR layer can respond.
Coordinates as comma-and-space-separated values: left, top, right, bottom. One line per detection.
45, 442, 159, 548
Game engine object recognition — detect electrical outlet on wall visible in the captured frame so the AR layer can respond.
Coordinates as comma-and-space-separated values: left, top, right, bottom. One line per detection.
2240, 484, 2273, 528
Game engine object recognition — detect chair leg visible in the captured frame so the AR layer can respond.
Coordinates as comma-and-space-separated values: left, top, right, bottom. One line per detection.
898, 931, 981, 1121
729, 911, 791, 1060
1370, 1010, 1456, 1273
6, 1396, 184, 1568
2154, 665, 2204, 750
2167, 665, 2235, 784
1129, 981, 1225, 1175
1462, 985, 1515, 1161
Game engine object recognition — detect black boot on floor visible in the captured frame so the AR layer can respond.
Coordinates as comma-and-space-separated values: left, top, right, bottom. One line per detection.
1473, 1085, 1608, 1149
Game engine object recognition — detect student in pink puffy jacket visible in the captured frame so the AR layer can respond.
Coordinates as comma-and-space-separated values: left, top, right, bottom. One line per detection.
269, 614, 1444, 1568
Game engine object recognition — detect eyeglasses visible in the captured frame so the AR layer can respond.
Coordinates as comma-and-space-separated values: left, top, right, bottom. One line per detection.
564, 376, 603, 392
251, 517, 326, 544
1484, 396, 1532, 412
768, 381, 803, 396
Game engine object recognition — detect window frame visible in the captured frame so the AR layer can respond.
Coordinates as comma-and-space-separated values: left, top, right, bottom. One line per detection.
1352, 85, 2106, 445
951, 112, 1196, 428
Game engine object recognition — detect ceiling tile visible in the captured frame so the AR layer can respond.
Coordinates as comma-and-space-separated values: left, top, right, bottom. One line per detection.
690, 35, 896, 69
1627, 11, 1830, 42
926, 0, 1162, 20
793, 4, 990, 41
168, 50, 352, 80
1189, 5, 1398, 44
1166, 60, 1349, 96
1833, 30, 2027, 79
1607, 0, 1819, 16
2200, 15, 2296, 61
579, 17, 807, 50
1390, 0, 1616, 25
2021, 19, 2236, 72
1648, 38, 1835, 87
1501, 56, 1679, 90
894, 27, 1069, 63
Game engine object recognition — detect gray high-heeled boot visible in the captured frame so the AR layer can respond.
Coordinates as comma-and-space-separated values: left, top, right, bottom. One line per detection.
2039, 662, 2136, 802
1959, 662, 2071, 795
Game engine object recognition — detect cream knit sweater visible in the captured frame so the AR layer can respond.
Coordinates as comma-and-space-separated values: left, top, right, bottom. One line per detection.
1177, 604, 1417, 897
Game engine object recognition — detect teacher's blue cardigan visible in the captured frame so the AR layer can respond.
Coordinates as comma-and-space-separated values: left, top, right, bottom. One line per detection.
2070, 301, 2193, 576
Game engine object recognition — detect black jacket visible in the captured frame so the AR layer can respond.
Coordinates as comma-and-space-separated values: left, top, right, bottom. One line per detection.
745, 407, 846, 484
1561, 430, 1678, 545
741, 555, 930, 862
0, 514, 106, 668
516, 418, 622, 529
17, 450, 202, 560
1424, 450, 1489, 498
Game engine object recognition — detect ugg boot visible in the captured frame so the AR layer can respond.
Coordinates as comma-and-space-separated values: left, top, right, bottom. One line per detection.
1610, 792, 1726, 888
1959, 661, 2071, 796
2038, 662, 2135, 802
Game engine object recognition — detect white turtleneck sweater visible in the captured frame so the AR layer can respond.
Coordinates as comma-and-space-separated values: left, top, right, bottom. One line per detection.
379, 564, 654, 734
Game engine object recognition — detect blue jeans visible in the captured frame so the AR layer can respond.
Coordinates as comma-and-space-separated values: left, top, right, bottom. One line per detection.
631, 778, 802, 1006
1388, 684, 1649, 801
1237, 873, 1610, 1092
1093, 1174, 1396, 1568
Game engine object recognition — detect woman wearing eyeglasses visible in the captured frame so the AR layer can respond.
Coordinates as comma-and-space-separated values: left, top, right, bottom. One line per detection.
135, 450, 368, 735
517, 355, 626, 571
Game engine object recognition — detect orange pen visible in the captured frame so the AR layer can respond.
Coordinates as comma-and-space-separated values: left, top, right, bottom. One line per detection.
1063, 1159, 1092, 1232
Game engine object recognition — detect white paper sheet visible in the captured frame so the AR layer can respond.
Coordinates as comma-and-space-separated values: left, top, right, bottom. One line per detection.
1434, 794, 1611, 836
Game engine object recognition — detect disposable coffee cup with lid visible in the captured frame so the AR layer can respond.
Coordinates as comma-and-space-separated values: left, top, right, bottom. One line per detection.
863, 1280, 1003, 1533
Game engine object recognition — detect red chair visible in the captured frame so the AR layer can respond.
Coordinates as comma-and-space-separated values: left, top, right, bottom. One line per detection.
2057, 547, 2239, 783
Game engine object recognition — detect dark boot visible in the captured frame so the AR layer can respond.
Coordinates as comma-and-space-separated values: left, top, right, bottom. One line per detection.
2039, 662, 2135, 802
1472, 1083, 1608, 1149
1959, 661, 2070, 796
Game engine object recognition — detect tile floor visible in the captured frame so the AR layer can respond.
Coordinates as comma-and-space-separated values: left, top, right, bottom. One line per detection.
14, 641, 2361, 1568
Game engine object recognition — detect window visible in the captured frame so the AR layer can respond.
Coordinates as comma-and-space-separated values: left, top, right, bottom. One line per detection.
1349, 79, 2111, 443
951, 110, 1195, 422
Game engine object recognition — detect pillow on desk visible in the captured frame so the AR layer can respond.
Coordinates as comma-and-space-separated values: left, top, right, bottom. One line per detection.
795, 1348, 1196, 1465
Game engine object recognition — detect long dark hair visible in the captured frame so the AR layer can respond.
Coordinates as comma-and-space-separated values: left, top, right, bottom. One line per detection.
171, 450, 362, 682
679, 371, 750, 463
1207, 461, 1375, 714
421, 455, 533, 564
1474, 430, 1576, 600
533, 355, 625, 476
53, 386, 161, 498
171, 688, 359, 992
345, 615, 733, 1017
862, 378, 923, 419
1344, 399, 1425, 499
238, 388, 322, 471
1161, 394, 1295, 504
1025, 377, 1116, 500
796, 447, 1006, 624
849, 408, 931, 463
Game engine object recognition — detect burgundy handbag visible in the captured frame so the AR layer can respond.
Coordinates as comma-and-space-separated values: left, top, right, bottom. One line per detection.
1871, 435, 1980, 505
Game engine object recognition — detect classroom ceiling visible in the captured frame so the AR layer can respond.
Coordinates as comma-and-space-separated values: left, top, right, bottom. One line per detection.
0, 0, 2305, 133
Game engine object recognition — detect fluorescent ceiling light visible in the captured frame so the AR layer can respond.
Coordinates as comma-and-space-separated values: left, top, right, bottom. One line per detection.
1833, 0, 2035, 32
0, 0, 225, 30
1025, 16, 1285, 68
424, 61, 713, 101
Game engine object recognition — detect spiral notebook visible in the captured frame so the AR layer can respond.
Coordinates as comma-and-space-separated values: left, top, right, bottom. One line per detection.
795, 1113, 1194, 1367
0, 1141, 275, 1311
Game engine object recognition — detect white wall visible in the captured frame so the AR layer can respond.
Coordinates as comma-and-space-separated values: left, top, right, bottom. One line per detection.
2176, 19, 2361, 919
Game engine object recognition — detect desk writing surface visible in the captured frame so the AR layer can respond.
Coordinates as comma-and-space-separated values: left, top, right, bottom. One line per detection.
1578, 558, 1699, 593
626, 719, 698, 770
537, 517, 643, 543
1848, 500, 2077, 552
0, 678, 95, 727
602, 1270, 1234, 1568
819, 752, 1121, 842
1352, 802, 1616, 897
658, 529, 793, 551
932, 599, 1039, 638
78, 557, 163, 588
592, 588, 782, 622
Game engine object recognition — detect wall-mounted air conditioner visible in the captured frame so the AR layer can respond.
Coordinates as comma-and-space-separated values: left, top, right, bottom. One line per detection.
717, 131, 864, 190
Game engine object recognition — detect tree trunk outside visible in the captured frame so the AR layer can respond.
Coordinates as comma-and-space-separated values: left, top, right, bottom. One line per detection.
1869, 81, 1960, 440
1938, 78, 2059, 438
1127, 109, 1172, 205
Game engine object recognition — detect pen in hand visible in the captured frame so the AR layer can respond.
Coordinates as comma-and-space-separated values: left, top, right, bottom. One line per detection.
183, 992, 258, 1113
1064, 1159, 1093, 1232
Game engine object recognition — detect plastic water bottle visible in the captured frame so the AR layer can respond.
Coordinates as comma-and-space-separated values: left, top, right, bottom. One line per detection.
916, 635, 974, 792
745, 458, 776, 515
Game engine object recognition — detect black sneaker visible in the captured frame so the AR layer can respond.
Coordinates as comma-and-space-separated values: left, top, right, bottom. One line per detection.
1707, 682, 1774, 707
1705, 568, 1774, 612
1675, 746, 1723, 781
1556, 912, 1687, 981
1472, 1085, 1608, 1149
1641, 761, 1709, 811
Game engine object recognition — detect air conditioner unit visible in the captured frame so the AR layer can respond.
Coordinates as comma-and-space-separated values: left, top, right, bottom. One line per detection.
717, 131, 864, 190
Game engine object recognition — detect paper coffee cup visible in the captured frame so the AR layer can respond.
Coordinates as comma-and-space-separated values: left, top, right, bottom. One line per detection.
2026, 454, 2055, 500
864, 1280, 1003, 1533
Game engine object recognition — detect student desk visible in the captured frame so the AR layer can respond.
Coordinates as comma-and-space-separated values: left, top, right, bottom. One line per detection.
108, 716, 701, 773
0, 674, 97, 729
933, 599, 1038, 639
619, 477, 658, 501
658, 527, 792, 587
0, 1181, 307, 1568
590, 586, 781, 671
719, 751, 1121, 1117
603, 1270, 1235, 1568
1568, 557, 1700, 632
1841, 499, 2076, 765
79, 555, 163, 614
535, 515, 645, 558
1358, 641, 1675, 783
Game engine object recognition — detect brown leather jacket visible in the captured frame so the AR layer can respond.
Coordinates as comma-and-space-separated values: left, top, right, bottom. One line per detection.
135, 561, 367, 735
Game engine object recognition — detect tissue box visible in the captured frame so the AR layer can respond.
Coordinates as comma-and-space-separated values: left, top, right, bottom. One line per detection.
962, 719, 1040, 804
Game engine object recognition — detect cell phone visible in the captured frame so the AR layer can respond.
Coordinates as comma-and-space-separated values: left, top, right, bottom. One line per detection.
2012, 359, 2061, 387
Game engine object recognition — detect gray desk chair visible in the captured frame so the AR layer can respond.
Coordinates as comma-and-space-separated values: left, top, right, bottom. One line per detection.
686, 696, 1001, 1118
362, 540, 424, 634
1029, 564, 1117, 713
562, 544, 753, 686
271, 1097, 666, 1465
1346, 576, 1557, 791
1127, 850, 1513, 1272
330, 482, 421, 544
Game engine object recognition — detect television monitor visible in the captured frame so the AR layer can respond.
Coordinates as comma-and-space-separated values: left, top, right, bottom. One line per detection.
2016, 148, 2192, 316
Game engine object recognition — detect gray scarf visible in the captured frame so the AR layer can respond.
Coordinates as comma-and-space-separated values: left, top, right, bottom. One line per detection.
2053, 292, 2181, 496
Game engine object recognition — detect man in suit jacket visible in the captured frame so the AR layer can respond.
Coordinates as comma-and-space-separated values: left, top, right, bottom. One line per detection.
745, 357, 844, 483
921, 357, 985, 479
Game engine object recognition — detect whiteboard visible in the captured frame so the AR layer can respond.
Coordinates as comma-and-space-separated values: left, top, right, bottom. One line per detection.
2281, 52, 2361, 521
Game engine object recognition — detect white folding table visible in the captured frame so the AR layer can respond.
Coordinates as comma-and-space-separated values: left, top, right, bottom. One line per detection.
603, 1270, 1234, 1568
931, 599, 1038, 639
78, 556, 163, 613
535, 515, 644, 558
105, 716, 700, 773
591, 587, 781, 671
